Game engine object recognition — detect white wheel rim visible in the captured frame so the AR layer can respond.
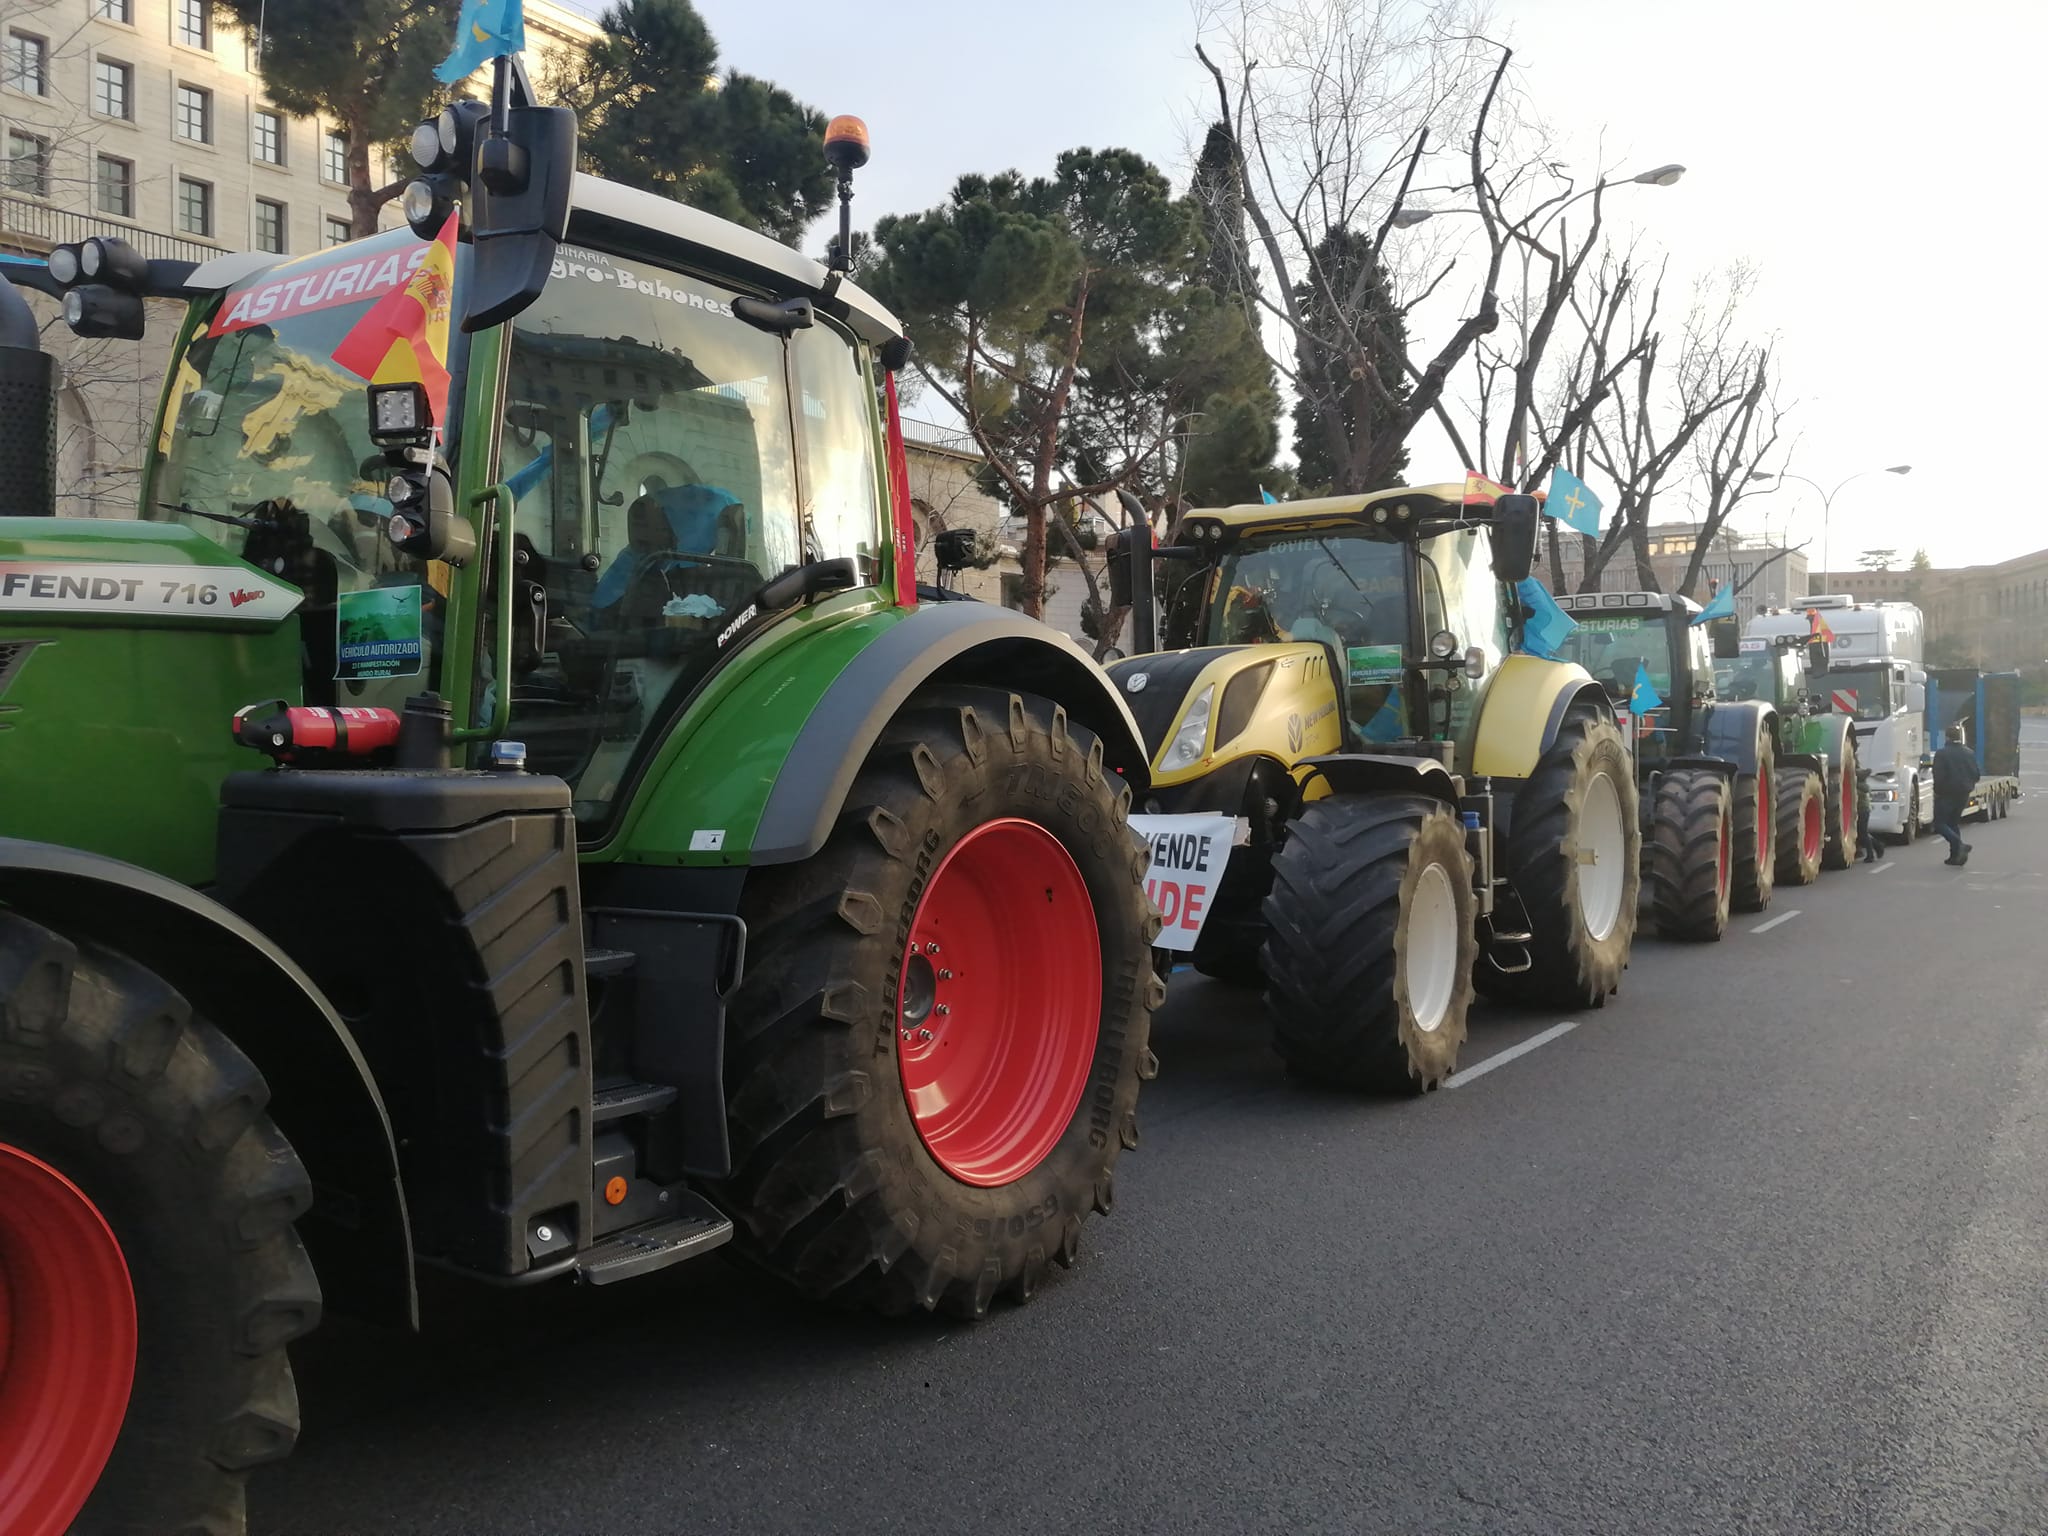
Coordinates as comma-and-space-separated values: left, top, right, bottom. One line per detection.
1405, 861, 1461, 1033
1579, 770, 1627, 942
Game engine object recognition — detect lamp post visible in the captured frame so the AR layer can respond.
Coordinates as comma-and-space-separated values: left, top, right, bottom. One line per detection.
1768, 465, 1912, 590
1390, 162, 1685, 230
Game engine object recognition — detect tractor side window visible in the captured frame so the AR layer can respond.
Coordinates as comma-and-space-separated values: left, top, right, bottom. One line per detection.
793, 324, 879, 580
1419, 530, 1505, 744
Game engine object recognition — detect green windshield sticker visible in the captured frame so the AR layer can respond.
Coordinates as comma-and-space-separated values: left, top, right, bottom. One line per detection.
1347, 643, 1405, 682
336, 586, 424, 681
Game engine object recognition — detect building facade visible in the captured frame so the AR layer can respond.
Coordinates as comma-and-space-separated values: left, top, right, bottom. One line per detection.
1810, 547, 2048, 671
1, 0, 598, 514
1544, 521, 1809, 615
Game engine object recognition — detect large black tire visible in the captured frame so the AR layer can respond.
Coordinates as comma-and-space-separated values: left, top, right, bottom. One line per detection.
1261, 794, 1478, 1094
710, 687, 1161, 1319
1821, 732, 1858, 871
1730, 733, 1776, 913
0, 912, 320, 1536
1478, 710, 1639, 1010
1775, 767, 1825, 886
1648, 768, 1732, 942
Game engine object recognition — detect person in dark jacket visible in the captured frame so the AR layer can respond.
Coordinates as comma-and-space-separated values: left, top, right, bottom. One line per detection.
1930, 722, 1980, 866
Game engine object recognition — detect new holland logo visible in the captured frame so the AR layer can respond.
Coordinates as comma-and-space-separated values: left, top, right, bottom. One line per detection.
716, 604, 758, 648
0, 637, 52, 729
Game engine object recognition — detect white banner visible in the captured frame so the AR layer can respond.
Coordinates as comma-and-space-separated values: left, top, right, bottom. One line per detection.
0, 562, 302, 623
1129, 813, 1238, 953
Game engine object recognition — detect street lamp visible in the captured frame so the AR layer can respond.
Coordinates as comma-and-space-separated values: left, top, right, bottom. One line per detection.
1631, 164, 1686, 186
1390, 162, 1684, 231
1768, 465, 1912, 587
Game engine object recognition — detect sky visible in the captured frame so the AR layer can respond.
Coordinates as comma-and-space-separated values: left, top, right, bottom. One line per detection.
666, 0, 2047, 573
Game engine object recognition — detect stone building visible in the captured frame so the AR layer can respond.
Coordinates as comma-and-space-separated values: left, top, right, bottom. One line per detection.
1810, 547, 2048, 671
1545, 520, 1809, 615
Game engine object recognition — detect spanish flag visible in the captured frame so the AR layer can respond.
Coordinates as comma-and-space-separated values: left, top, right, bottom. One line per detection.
1463, 470, 1513, 506
331, 211, 458, 433
1806, 608, 1836, 644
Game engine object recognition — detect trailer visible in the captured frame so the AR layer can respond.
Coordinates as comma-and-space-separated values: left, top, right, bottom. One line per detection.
1924, 669, 2024, 821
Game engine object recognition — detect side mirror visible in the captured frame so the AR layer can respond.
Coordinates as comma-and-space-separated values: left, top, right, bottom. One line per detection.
1807, 638, 1829, 674
1905, 682, 1926, 712
1709, 619, 1741, 660
1489, 494, 1539, 583
464, 105, 577, 333
1106, 526, 1137, 609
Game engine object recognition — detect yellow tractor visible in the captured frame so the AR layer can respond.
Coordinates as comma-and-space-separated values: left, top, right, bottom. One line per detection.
1108, 482, 1639, 1091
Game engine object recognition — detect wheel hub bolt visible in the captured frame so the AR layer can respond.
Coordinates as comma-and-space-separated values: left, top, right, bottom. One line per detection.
937, 968, 953, 980
916, 1028, 933, 1041
924, 941, 940, 954
935, 1004, 951, 1017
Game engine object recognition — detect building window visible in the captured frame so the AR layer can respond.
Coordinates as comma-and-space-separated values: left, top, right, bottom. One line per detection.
3, 129, 51, 196
324, 215, 350, 246
176, 0, 209, 49
93, 57, 131, 118
94, 153, 134, 217
5, 31, 48, 95
254, 197, 285, 253
175, 83, 211, 143
253, 108, 282, 165
176, 175, 212, 237
321, 129, 347, 184
94, 0, 133, 21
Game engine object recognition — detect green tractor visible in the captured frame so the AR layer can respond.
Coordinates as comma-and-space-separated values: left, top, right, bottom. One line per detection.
1554, 592, 1784, 941
1106, 484, 1641, 1094
0, 87, 1162, 1536
1710, 625, 1860, 882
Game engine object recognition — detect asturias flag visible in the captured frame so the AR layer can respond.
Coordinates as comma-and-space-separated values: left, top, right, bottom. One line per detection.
1631, 663, 1664, 715
436, 0, 526, 84
1692, 584, 1736, 626
1513, 577, 1579, 660
331, 211, 458, 432
1545, 467, 1602, 536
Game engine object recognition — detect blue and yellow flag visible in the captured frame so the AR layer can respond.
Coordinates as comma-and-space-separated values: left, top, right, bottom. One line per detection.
1545, 467, 1602, 536
1691, 584, 1736, 626
1513, 578, 1579, 660
436, 0, 526, 83
1259, 487, 1277, 504
1631, 663, 1664, 715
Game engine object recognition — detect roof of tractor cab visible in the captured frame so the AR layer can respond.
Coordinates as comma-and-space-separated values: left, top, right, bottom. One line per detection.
1555, 590, 1702, 617
184, 174, 905, 348
1183, 481, 1535, 534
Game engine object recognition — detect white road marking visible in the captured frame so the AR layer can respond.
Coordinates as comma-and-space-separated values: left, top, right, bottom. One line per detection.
1447, 1021, 1579, 1088
1868, 861, 1896, 875
1750, 909, 1801, 934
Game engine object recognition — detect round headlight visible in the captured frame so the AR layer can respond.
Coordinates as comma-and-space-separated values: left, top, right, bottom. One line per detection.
80, 238, 104, 278
386, 473, 425, 507
410, 120, 443, 171
438, 107, 459, 157
1429, 628, 1460, 660
401, 180, 442, 228
48, 246, 79, 284
61, 290, 83, 326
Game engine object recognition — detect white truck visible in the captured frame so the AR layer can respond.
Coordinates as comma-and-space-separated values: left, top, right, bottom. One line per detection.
1747, 595, 1930, 839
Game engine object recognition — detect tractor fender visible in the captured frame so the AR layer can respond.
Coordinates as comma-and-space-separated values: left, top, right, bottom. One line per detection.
752, 602, 1152, 863
1664, 756, 1736, 779
1297, 752, 1461, 805
1696, 700, 1775, 776
1471, 655, 1614, 780
1780, 749, 1829, 780
0, 837, 416, 1328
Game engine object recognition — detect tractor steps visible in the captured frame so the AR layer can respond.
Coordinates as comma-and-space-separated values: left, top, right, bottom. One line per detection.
584, 946, 637, 979
592, 1081, 678, 1123
574, 1196, 733, 1285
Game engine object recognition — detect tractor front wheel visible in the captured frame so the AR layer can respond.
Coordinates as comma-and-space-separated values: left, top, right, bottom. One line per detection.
1649, 769, 1733, 942
1821, 734, 1859, 871
1775, 767, 1825, 886
1730, 735, 1777, 913
1480, 710, 1639, 1009
1261, 794, 1478, 1093
0, 914, 320, 1536
712, 687, 1161, 1318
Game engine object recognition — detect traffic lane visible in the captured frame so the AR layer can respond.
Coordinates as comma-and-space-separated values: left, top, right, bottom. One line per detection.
253, 812, 2048, 1535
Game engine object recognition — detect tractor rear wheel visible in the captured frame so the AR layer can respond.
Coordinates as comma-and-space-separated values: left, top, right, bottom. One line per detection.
0, 913, 320, 1536
1775, 767, 1825, 886
1261, 794, 1478, 1094
1821, 734, 1859, 871
1730, 735, 1777, 913
1649, 769, 1733, 942
1479, 709, 1639, 1009
712, 687, 1161, 1319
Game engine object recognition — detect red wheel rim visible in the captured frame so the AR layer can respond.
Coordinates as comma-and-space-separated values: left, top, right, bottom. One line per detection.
1802, 791, 1823, 863
1716, 807, 1732, 905
0, 1144, 137, 1536
895, 818, 1101, 1187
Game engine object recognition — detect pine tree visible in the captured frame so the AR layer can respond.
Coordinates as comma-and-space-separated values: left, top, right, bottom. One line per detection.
1291, 226, 1411, 494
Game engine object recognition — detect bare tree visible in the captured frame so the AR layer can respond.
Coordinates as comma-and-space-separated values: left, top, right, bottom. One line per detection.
1675, 344, 1788, 598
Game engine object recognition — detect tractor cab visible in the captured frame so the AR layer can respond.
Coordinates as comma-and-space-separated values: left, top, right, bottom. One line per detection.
1714, 631, 1830, 715
1554, 592, 1716, 769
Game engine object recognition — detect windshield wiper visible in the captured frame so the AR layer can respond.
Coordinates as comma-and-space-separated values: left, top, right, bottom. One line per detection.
1318, 538, 1362, 590
159, 500, 262, 530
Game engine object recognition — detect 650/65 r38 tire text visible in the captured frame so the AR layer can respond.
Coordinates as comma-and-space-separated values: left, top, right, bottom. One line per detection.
1479, 708, 1639, 1010
1649, 768, 1732, 942
1261, 793, 1478, 1094
711, 687, 1162, 1319
0, 912, 321, 1536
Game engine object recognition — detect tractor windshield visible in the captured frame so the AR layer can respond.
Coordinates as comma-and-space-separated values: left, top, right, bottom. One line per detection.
1559, 612, 1676, 702
148, 227, 471, 706
1714, 652, 1777, 702
500, 244, 882, 828
1206, 531, 1407, 653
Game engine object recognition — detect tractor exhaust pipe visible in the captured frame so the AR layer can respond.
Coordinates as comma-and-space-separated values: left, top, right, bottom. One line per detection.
1109, 489, 1157, 656
0, 278, 57, 517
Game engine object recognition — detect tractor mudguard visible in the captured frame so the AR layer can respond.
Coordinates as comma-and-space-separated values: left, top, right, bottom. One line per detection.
1298, 752, 1460, 804
1665, 755, 1736, 779
1780, 749, 1828, 780
753, 603, 1150, 864
1471, 655, 1613, 779
1696, 700, 1775, 775
0, 837, 415, 1328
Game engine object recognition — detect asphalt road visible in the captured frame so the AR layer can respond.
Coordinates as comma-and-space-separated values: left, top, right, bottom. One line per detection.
252, 722, 2048, 1535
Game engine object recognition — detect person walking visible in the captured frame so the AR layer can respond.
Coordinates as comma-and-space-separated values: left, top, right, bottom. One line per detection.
1930, 722, 1980, 866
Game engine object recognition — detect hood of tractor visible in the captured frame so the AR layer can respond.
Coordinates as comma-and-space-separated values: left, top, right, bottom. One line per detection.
1107, 643, 1344, 788
0, 517, 302, 885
